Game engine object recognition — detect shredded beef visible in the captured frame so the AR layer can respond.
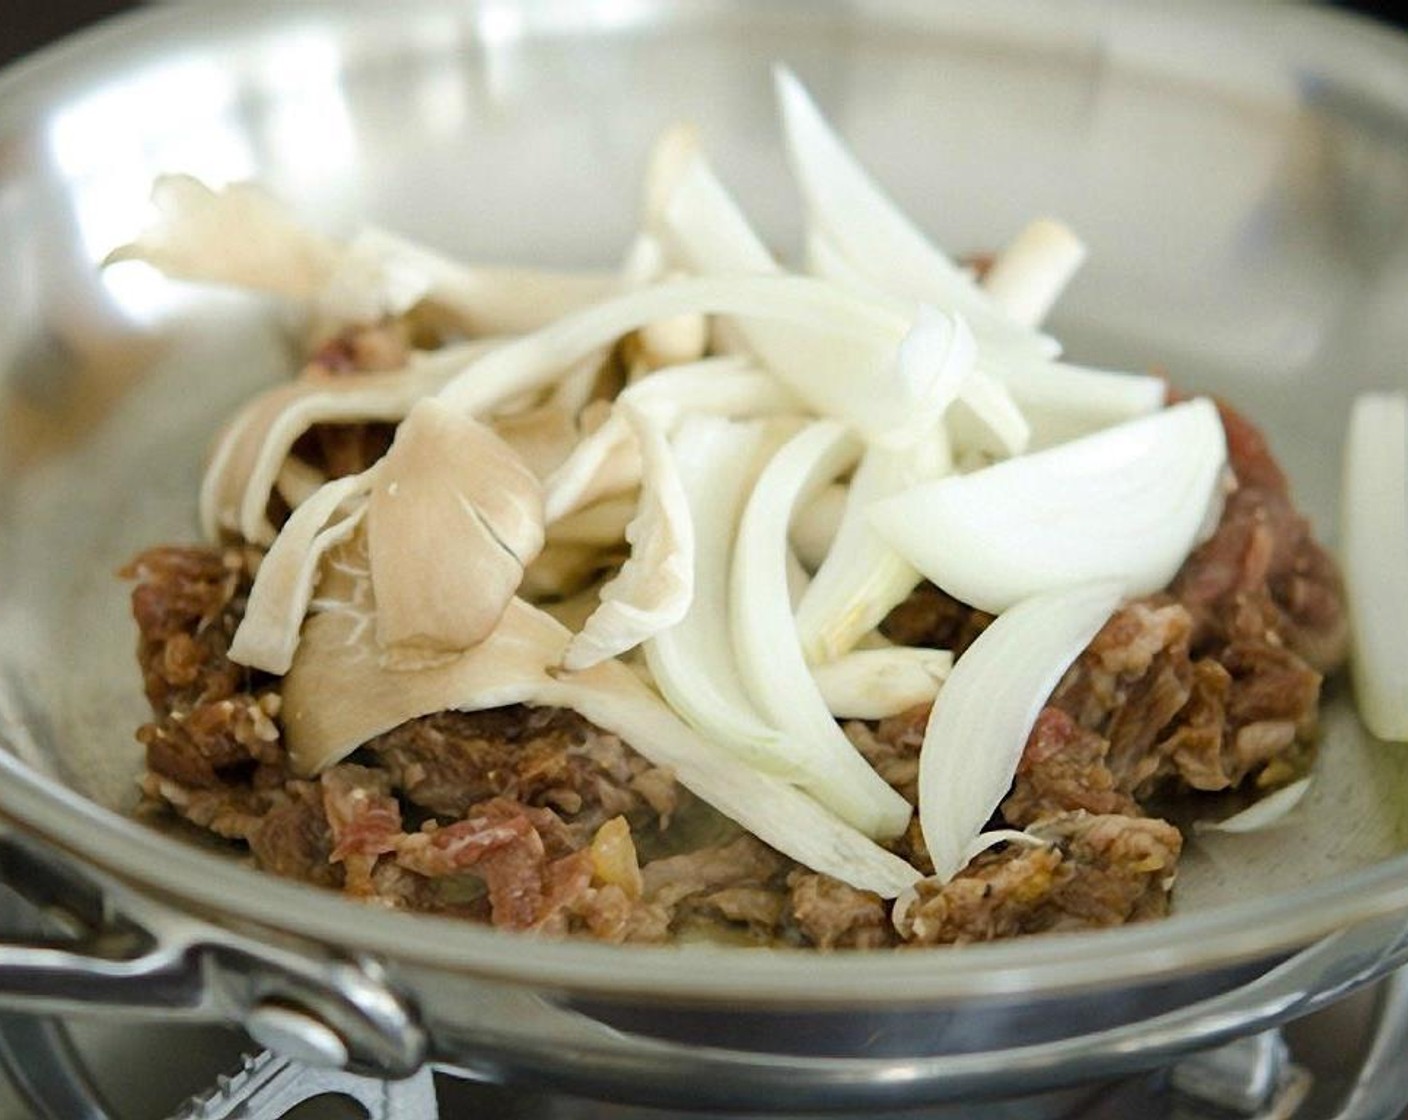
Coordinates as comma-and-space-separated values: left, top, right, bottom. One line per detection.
366, 707, 677, 831
879, 582, 993, 655
897, 814, 1180, 945
787, 872, 895, 949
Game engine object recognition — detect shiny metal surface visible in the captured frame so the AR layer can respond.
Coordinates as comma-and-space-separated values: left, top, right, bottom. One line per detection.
4, 0, 1408, 1108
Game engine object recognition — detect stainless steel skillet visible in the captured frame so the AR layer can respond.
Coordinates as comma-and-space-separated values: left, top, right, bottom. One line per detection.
3, 0, 1408, 1110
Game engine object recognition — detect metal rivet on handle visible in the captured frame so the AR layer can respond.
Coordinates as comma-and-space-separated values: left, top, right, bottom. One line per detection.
245, 1002, 350, 1069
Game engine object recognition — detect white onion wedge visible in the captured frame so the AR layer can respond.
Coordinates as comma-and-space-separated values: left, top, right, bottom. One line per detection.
656, 151, 976, 449
774, 66, 1058, 366
1342, 392, 1408, 741
795, 432, 953, 664
993, 361, 1167, 449
435, 274, 899, 417
434, 271, 973, 454
813, 647, 952, 720
732, 421, 914, 839
543, 358, 797, 523
918, 582, 1123, 882
980, 218, 1087, 330
870, 398, 1227, 613
791, 483, 848, 570
1194, 778, 1312, 835
643, 417, 804, 777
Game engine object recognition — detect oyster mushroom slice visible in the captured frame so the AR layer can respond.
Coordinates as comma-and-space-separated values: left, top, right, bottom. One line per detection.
201, 340, 497, 546
367, 398, 545, 654
228, 471, 374, 675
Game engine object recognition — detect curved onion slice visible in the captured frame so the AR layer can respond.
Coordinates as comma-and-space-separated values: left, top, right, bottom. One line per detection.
544, 358, 802, 524
994, 361, 1167, 450
980, 218, 1087, 330
773, 66, 1058, 366
732, 421, 914, 839
813, 647, 952, 720
282, 596, 920, 897
435, 274, 899, 417
202, 341, 493, 546
918, 582, 1123, 882
1194, 778, 1312, 835
795, 430, 954, 664
643, 416, 803, 776
870, 398, 1227, 613
655, 146, 977, 449
1342, 392, 1408, 741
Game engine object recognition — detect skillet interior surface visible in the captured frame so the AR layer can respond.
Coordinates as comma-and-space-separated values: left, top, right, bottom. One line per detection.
3, 0, 1408, 1007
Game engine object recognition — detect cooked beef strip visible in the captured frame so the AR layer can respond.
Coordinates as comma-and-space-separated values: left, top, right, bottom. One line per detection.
897, 813, 1181, 945
787, 872, 895, 949
366, 706, 678, 831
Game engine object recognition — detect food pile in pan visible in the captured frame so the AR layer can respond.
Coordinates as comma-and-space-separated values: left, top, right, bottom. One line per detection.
117, 71, 1359, 947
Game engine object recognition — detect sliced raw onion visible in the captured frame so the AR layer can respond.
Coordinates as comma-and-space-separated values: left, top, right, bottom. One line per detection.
1342, 391, 1408, 741
795, 433, 953, 664
773, 65, 1058, 366
732, 420, 914, 839
870, 397, 1227, 613
643, 416, 803, 776
1194, 778, 1312, 835
918, 582, 1123, 882
980, 218, 1087, 329
812, 647, 952, 720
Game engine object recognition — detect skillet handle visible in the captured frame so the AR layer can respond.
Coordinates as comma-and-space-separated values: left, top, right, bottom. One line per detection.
0, 829, 427, 1078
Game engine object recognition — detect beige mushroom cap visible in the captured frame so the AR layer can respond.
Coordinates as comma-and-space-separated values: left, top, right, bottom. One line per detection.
367, 398, 545, 655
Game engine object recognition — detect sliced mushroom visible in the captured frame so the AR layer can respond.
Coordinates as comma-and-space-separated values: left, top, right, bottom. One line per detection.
366, 398, 545, 655
104, 175, 342, 301
489, 403, 580, 481
228, 471, 374, 674
201, 341, 494, 545
562, 406, 693, 671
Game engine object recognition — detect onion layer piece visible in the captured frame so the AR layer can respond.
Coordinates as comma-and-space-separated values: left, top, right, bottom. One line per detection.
731, 421, 914, 839
1342, 392, 1408, 741
918, 582, 1123, 882
870, 397, 1227, 613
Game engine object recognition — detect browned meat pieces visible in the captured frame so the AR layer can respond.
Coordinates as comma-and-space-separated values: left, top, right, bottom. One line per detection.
125, 546, 284, 791
123, 545, 250, 711
367, 707, 679, 829
122, 391, 1346, 949
247, 781, 343, 888
787, 872, 895, 949
639, 835, 792, 942
897, 813, 1181, 945
1003, 707, 1141, 826
880, 581, 993, 655
1173, 401, 1348, 674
